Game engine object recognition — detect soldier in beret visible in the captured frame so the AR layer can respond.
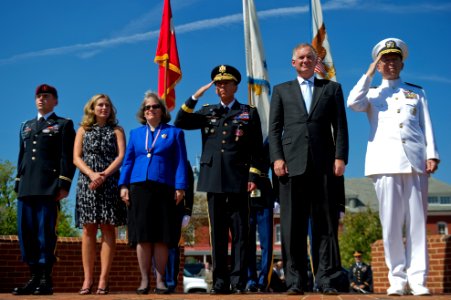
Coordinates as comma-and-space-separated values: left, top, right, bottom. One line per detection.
349, 251, 373, 293
174, 64, 264, 294
348, 38, 440, 296
12, 84, 76, 295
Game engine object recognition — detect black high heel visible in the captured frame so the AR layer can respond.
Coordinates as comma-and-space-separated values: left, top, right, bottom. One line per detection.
78, 283, 93, 295
136, 285, 150, 295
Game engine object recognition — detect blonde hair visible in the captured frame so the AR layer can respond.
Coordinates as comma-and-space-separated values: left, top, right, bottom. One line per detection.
80, 94, 118, 130
136, 91, 171, 125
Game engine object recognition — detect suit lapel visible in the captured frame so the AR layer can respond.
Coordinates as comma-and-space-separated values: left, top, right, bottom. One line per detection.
289, 80, 308, 115
309, 78, 325, 116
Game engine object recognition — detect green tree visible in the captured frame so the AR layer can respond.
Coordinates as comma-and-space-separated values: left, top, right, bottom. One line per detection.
0, 159, 79, 237
339, 209, 383, 268
57, 200, 80, 237
0, 160, 18, 234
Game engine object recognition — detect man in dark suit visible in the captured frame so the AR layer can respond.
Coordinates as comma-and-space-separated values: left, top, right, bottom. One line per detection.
174, 65, 263, 294
245, 140, 276, 293
13, 84, 76, 295
165, 161, 194, 293
268, 43, 349, 295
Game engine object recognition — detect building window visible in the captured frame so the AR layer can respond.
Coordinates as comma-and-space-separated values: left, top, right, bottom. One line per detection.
428, 196, 438, 204
275, 224, 281, 245
437, 222, 448, 235
440, 196, 451, 205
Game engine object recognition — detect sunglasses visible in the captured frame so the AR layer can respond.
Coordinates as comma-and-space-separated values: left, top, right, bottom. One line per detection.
144, 104, 161, 110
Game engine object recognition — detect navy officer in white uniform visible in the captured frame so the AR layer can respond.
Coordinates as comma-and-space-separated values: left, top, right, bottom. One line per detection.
347, 38, 439, 296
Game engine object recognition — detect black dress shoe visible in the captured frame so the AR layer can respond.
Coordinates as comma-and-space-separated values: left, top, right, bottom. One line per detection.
210, 288, 230, 294
322, 287, 339, 295
12, 280, 40, 295
155, 287, 170, 294
231, 288, 245, 294
246, 285, 258, 292
33, 282, 53, 295
286, 287, 304, 295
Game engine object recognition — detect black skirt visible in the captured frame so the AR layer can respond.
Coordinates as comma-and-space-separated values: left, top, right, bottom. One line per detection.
128, 180, 177, 245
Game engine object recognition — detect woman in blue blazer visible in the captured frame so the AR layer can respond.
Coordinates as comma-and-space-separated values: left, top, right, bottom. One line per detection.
118, 91, 188, 294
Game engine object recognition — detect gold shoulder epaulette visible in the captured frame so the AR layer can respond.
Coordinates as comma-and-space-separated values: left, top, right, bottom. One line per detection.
203, 104, 210, 107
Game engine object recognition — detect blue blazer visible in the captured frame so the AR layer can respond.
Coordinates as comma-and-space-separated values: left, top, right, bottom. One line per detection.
118, 123, 188, 190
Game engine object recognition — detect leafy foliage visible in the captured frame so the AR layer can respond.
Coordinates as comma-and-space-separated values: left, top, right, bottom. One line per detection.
339, 209, 383, 268
0, 159, 79, 237
0, 160, 18, 234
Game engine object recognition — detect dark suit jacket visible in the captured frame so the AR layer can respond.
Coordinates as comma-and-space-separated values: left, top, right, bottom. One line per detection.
175, 97, 263, 193
268, 78, 349, 176
15, 113, 76, 197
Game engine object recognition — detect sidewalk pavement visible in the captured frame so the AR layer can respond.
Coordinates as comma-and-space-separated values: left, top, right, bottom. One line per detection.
1, 292, 451, 300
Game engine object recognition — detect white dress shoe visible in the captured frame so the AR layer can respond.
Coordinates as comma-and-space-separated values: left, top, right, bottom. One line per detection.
387, 286, 404, 296
410, 284, 431, 296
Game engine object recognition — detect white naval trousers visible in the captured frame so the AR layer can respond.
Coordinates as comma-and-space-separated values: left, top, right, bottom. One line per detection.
371, 173, 429, 290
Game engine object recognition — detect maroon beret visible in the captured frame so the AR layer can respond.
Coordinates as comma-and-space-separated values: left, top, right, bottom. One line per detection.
35, 84, 58, 99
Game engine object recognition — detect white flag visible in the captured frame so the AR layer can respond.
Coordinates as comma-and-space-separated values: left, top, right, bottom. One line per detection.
243, 0, 271, 141
311, 0, 337, 82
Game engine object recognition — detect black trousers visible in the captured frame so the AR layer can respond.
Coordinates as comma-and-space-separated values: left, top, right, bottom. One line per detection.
278, 164, 341, 291
207, 192, 249, 290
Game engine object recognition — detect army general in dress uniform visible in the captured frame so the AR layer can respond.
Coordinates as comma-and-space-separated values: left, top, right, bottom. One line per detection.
174, 65, 264, 294
349, 251, 373, 293
13, 84, 76, 295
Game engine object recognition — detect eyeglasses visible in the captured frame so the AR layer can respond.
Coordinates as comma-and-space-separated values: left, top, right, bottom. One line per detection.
144, 104, 161, 110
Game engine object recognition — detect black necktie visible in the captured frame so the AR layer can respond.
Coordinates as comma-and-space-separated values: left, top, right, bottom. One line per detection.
38, 117, 46, 126
224, 106, 229, 114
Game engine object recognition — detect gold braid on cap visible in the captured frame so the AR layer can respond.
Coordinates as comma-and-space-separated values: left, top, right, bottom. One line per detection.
378, 40, 402, 57
213, 65, 238, 82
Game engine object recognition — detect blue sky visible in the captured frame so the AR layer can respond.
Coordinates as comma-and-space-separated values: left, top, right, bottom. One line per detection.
1, 0, 451, 203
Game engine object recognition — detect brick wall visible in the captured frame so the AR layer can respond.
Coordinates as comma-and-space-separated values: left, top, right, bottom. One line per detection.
3, 234, 450, 294
371, 235, 451, 294
0, 235, 184, 293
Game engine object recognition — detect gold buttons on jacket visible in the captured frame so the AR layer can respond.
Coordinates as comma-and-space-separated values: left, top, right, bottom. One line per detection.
399, 123, 403, 128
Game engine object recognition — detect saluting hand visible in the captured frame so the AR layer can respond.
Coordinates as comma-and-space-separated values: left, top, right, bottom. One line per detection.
366, 53, 382, 78
193, 81, 214, 99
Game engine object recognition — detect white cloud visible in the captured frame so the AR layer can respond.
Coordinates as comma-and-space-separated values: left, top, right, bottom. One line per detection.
1, 1, 449, 65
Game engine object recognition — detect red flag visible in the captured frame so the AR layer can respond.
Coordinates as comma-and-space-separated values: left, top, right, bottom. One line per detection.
154, 0, 181, 111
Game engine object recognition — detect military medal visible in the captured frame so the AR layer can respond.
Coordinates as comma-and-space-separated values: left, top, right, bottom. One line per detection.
145, 124, 162, 158
403, 90, 417, 99
235, 127, 243, 141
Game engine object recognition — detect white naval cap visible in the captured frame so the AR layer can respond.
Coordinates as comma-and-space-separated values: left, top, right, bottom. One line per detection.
372, 38, 408, 61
